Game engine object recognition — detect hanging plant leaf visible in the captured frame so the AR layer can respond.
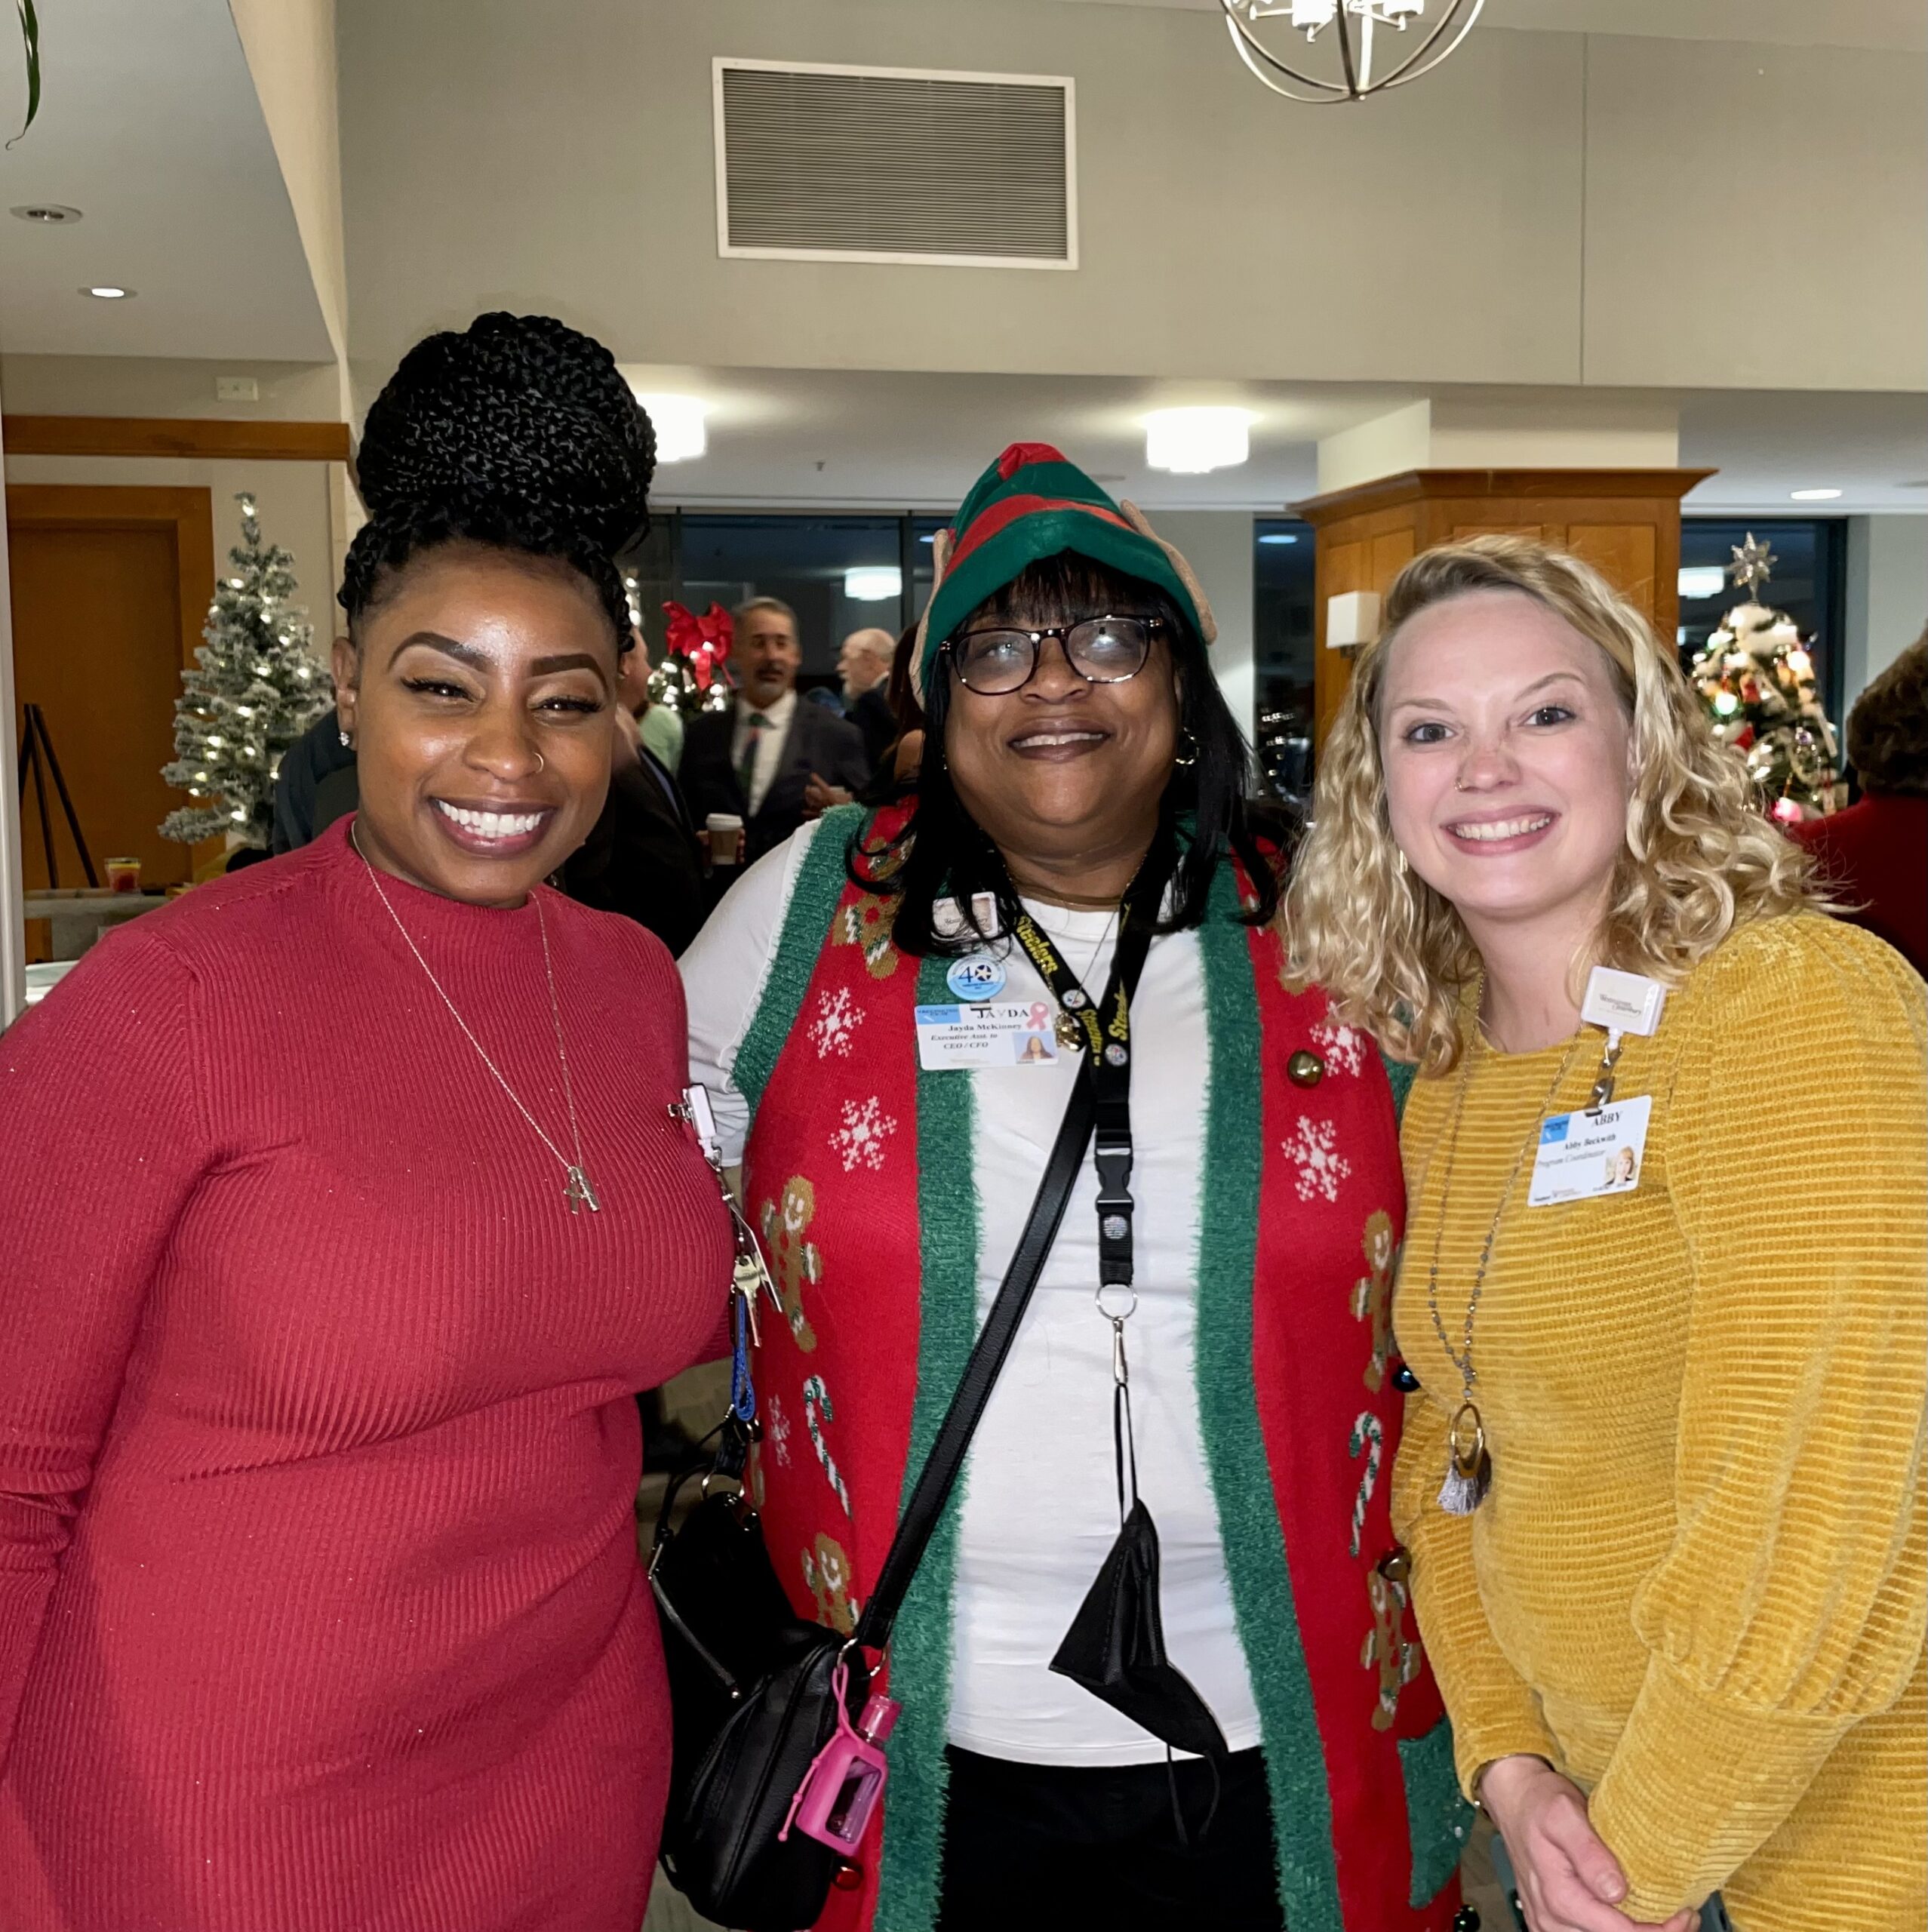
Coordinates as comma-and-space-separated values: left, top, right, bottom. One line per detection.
8, 0, 40, 144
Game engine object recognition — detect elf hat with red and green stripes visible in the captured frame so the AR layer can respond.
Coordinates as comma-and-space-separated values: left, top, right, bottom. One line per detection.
912, 441, 1216, 700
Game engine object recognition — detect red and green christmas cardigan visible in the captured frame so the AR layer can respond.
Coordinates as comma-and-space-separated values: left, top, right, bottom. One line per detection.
730, 804, 1468, 1932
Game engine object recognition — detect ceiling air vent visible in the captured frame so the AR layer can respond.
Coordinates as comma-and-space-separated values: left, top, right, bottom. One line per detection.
714, 58, 1077, 269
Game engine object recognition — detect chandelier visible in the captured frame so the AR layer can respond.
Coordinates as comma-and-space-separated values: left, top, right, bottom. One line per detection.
1219, 0, 1485, 104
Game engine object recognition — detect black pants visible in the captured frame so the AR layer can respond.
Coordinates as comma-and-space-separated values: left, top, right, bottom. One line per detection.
936, 1746, 1287, 1931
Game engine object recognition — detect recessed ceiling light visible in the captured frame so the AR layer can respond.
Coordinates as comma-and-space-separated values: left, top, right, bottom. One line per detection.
1144, 408, 1254, 474
844, 566, 902, 602
631, 392, 706, 462
11, 203, 83, 223
81, 285, 134, 300
1257, 532, 1299, 545
1789, 487, 1842, 500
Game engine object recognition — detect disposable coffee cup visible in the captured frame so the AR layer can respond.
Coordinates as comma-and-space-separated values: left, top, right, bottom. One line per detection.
706, 814, 745, 867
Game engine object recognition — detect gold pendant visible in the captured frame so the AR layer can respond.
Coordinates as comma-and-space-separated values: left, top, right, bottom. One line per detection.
1055, 1011, 1085, 1051
1438, 1400, 1490, 1515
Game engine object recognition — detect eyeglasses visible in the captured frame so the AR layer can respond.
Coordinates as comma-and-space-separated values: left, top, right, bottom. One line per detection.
943, 615, 1164, 696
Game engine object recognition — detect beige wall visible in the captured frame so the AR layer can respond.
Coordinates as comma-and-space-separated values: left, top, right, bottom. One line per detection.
228, 0, 351, 385
1153, 511, 1256, 737
1581, 35, 1926, 389
1843, 515, 1928, 712
337, 0, 1923, 395
2, 355, 351, 630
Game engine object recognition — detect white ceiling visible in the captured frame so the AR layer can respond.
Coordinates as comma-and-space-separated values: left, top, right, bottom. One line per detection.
0, 0, 331, 360
619, 362, 1928, 515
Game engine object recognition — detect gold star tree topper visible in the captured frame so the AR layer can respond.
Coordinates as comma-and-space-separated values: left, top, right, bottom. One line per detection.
1727, 532, 1777, 594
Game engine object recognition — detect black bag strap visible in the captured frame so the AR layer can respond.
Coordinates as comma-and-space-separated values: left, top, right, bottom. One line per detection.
852, 841, 1172, 1654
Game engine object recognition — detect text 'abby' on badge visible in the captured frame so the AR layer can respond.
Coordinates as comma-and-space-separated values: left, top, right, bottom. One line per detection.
1527, 1097, 1652, 1206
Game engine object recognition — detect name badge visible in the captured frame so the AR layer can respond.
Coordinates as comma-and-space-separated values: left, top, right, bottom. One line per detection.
1527, 1097, 1651, 1206
915, 1002, 1061, 1070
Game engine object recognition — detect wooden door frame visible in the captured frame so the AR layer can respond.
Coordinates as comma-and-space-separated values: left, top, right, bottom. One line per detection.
6, 484, 220, 896
6, 484, 217, 663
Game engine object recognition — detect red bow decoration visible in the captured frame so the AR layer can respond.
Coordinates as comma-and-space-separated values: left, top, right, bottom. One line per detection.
663, 600, 734, 691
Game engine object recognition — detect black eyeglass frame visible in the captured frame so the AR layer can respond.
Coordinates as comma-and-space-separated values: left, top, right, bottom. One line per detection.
940, 614, 1167, 695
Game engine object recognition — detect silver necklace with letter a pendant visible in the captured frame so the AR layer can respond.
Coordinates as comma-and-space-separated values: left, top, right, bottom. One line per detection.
353, 825, 601, 1214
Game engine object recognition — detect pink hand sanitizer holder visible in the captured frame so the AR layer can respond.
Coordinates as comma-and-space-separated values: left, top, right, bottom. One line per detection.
780, 1660, 900, 1857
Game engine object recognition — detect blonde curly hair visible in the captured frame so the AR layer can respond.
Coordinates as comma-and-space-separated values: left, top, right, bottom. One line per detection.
1284, 535, 1819, 1074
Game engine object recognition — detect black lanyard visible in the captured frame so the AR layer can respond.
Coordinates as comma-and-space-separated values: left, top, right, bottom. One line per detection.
1005, 836, 1176, 1295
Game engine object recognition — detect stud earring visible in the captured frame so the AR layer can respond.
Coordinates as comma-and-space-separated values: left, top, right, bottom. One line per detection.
338, 728, 352, 749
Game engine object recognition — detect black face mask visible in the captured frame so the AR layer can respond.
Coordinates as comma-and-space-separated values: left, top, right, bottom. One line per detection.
1050, 1487, 1231, 1763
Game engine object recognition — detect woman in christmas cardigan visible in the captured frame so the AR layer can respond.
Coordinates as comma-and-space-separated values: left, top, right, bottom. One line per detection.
1288, 538, 1926, 1932
681, 445, 1468, 1932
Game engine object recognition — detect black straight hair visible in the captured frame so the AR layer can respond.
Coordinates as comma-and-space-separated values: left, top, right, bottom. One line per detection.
850, 552, 1287, 955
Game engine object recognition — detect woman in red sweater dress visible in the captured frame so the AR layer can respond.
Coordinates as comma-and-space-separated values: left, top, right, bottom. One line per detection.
0, 315, 733, 1931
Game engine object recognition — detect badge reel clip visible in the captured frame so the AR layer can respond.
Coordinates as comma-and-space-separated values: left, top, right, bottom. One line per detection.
1579, 966, 1667, 1113
670, 1082, 782, 1429
779, 1655, 901, 1857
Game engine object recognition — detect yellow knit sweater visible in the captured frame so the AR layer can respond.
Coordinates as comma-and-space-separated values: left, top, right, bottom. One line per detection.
1390, 915, 1926, 1930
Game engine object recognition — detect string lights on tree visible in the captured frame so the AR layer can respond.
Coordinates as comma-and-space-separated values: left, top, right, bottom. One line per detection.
1686, 533, 1843, 825
161, 494, 334, 848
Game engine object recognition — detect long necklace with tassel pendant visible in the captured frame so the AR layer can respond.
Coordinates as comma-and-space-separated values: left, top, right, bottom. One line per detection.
1438, 1398, 1490, 1515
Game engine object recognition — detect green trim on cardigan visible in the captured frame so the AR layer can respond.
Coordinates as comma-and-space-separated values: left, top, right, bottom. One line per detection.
1195, 867, 1345, 1932
1379, 1050, 1416, 1125
1398, 1721, 1467, 1907
732, 806, 865, 1115
874, 946, 979, 1932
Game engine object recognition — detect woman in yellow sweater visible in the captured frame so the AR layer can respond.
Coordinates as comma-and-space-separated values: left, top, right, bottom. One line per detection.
1286, 535, 1925, 1932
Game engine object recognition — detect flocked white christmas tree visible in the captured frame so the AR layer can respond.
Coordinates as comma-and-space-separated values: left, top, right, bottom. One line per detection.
161, 493, 333, 848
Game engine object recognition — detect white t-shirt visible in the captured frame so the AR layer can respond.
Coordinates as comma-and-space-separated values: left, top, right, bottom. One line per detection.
730, 688, 797, 817
681, 821, 1263, 1767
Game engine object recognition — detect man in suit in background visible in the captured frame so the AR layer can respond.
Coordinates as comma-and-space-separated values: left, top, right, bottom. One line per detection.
680, 595, 869, 863
838, 626, 899, 772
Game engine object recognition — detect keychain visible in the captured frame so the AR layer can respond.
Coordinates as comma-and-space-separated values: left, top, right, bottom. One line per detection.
670, 1084, 783, 1410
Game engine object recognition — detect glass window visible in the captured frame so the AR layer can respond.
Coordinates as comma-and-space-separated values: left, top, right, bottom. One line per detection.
1253, 518, 1317, 808
911, 515, 948, 633
1679, 519, 1847, 728
678, 514, 906, 692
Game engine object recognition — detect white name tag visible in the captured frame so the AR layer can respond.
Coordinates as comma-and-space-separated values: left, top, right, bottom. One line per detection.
915, 1002, 1061, 1070
1527, 1096, 1652, 1206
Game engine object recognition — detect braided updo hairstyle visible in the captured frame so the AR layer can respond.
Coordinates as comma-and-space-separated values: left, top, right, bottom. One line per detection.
340, 312, 654, 651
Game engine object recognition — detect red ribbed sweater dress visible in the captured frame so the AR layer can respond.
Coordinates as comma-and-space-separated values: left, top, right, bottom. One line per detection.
0, 820, 734, 1931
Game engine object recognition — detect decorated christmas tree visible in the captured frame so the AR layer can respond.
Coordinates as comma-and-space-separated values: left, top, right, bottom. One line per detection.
1686, 532, 1842, 823
161, 494, 334, 848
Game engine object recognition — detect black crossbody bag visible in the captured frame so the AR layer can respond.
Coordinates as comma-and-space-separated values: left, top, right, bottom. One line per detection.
650, 889, 1160, 1932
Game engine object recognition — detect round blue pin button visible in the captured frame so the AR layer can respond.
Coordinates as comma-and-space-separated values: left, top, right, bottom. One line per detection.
946, 954, 1007, 1002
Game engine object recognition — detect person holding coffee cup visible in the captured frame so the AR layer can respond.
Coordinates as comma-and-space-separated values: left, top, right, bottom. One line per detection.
678, 597, 870, 868
705, 811, 745, 869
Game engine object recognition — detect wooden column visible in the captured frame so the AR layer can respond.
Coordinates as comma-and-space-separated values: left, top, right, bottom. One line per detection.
1293, 468, 1714, 748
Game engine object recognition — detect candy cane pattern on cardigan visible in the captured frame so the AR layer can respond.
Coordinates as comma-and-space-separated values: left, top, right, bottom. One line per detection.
801, 1373, 853, 1517
1348, 1410, 1384, 1558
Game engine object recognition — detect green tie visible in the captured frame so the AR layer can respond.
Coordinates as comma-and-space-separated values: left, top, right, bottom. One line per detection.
736, 710, 766, 804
